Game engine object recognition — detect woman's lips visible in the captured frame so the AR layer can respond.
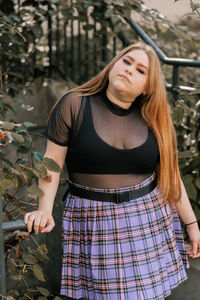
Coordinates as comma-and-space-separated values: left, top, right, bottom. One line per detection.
118, 74, 130, 83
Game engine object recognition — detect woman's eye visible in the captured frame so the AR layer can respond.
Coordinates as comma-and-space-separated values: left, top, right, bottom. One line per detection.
123, 58, 131, 65
137, 69, 144, 74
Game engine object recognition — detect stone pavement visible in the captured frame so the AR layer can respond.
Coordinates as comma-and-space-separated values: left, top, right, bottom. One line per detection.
167, 257, 200, 300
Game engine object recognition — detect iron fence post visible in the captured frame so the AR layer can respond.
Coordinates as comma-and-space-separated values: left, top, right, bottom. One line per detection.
172, 65, 179, 102
0, 193, 7, 298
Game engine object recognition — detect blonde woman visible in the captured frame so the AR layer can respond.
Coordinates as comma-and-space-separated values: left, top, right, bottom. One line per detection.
25, 43, 200, 300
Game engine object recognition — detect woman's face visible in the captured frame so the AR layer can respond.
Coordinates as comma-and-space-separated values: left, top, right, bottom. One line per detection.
108, 49, 149, 102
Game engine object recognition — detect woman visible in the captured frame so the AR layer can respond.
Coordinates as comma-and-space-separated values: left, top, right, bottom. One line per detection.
25, 43, 200, 300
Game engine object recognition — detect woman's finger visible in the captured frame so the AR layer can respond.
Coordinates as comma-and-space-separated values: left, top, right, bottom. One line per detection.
24, 212, 31, 224
33, 214, 42, 234
26, 213, 36, 233
41, 218, 55, 233
192, 242, 198, 255
188, 241, 200, 258
39, 216, 48, 231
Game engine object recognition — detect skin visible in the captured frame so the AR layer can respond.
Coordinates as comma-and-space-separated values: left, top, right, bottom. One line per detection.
24, 49, 200, 258
106, 49, 149, 109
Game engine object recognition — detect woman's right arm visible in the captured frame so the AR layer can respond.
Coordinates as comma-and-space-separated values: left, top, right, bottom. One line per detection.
24, 140, 68, 234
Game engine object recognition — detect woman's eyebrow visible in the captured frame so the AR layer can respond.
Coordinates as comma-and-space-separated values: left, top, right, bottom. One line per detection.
125, 55, 149, 70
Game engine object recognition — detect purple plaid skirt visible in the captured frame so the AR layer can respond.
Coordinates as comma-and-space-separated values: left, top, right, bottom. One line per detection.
60, 173, 189, 300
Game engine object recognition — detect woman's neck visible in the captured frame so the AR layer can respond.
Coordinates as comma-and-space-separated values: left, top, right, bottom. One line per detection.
106, 87, 135, 109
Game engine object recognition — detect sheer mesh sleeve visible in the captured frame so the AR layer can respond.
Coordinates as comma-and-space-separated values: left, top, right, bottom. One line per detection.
43, 91, 83, 146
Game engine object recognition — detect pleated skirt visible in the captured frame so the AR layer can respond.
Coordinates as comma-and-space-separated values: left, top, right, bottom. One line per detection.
60, 173, 189, 300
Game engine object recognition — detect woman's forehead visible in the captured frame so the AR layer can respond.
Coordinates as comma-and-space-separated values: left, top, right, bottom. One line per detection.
123, 49, 149, 65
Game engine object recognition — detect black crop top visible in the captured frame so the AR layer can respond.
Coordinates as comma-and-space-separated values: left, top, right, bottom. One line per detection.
43, 91, 159, 188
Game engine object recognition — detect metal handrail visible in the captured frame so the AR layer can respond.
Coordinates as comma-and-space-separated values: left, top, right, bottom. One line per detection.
2, 220, 26, 232
125, 18, 200, 68
118, 18, 200, 95
0, 192, 27, 298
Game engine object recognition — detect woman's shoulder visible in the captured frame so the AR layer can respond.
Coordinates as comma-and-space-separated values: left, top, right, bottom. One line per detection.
60, 90, 84, 103
55, 90, 87, 112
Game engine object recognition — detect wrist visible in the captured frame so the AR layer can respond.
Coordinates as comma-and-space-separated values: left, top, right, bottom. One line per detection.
38, 208, 52, 215
185, 220, 200, 233
185, 220, 198, 227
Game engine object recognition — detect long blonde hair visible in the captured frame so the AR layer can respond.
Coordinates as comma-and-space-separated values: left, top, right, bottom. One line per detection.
49, 43, 181, 208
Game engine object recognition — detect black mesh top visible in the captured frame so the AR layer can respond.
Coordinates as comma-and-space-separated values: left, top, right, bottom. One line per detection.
43, 91, 159, 188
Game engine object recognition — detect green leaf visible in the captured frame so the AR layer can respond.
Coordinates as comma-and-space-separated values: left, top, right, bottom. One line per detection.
16, 126, 27, 134
32, 24, 43, 39
32, 266, 46, 281
6, 297, 15, 300
12, 132, 25, 143
105, 9, 112, 18
12, 15, 21, 23
0, 174, 19, 192
51, 0, 60, 3
24, 121, 37, 127
10, 167, 21, 175
22, 254, 38, 265
34, 161, 47, 178
190, 2, 200, 12
17, 135, 32, 153
61, 8, 70, 16
104, 0, 113, 4
12, 96, 24, 102
34, 151, 44, 161
183, 174, 193, 184
196, 178, 200, 190
13, 107, 19, 113
15, 230, 30, 238
7, 258, 16, 274
37, 244, 48, 255
12, 274, 22, 281
37, 287, 50, 296
185, 182, 197, 200
13, 174, 24, 188
1, 121, 15, 130
172, 107, 184, 126
178, 150, 192, 159
3, 16, 11, 23
27, 185, 44, 200
42, 157, 61, 172
111, 15, 120, 24
18, 164, 36, 185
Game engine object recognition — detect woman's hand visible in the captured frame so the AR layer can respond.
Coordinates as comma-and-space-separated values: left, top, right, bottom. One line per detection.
186, 223, 200, 258
24, 210, 55, 234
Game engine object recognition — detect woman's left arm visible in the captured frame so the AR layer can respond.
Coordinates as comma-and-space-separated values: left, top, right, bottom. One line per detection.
175, 179, 200, 258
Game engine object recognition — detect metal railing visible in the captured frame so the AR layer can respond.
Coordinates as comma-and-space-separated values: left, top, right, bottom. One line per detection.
0, 193, 26, 298
120, 17, 200, 95
1, 10, 200, 298
9, 1, 200, 93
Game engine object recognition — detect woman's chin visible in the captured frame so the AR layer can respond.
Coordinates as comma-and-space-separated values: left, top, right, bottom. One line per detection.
112, 82, 128, 93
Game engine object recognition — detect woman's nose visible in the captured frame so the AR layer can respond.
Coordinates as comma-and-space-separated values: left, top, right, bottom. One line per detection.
125, 68, 133, 75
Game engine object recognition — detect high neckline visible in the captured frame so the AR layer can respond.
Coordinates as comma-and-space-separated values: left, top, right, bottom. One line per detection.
101, 91, 135, 116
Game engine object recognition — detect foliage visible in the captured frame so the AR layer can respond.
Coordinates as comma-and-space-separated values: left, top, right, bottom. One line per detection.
171, 87, 200, 215
175, 0, 200, 18
0, 118, 62, 299
0, 0, 200, 298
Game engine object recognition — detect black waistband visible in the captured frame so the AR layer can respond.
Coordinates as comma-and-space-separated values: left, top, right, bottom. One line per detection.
68, 178, 157, 204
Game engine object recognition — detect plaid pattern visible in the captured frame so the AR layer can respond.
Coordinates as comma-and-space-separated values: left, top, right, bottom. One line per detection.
61, 173, 189, 300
